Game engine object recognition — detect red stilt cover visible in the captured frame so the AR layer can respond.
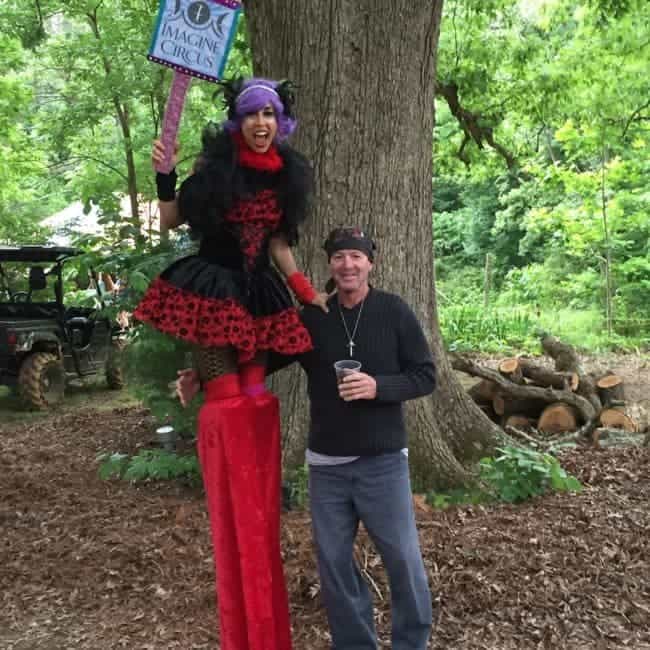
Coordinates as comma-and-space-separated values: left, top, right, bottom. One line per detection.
250, 391, 292, 650
197, 376, 291, 649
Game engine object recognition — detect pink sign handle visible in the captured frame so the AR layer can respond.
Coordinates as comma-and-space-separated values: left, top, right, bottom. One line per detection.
155, 71, 192, 174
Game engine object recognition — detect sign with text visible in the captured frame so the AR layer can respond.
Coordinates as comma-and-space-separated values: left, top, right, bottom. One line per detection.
148, 0, 241, 82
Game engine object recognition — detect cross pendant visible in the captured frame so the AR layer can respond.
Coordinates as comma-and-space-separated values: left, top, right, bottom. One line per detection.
348, 341, 355, 357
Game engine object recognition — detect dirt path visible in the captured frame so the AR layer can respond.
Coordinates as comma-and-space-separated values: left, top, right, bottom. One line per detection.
1, 394, 649, 649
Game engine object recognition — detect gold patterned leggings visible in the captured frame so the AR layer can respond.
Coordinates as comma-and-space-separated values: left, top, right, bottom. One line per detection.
192, 346, 267, 392
192, 345, 238, 384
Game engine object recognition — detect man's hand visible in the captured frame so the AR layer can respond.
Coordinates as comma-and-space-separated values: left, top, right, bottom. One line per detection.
310, 291, 330, 313
176, 368, 200, 407
338, 372, 377, 401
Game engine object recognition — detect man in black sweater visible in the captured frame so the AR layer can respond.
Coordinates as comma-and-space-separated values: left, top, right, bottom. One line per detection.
298, 226, 435, 649
177, 226, 435, 649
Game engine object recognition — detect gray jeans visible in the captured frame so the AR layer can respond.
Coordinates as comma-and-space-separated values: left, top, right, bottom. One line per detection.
309, 452, 432, 650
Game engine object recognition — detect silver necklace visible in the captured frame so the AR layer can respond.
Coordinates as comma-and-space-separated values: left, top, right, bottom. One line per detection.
337, 298, 365, 357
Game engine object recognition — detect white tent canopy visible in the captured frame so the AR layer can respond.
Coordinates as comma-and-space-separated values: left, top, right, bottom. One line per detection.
42, 198, 158, 245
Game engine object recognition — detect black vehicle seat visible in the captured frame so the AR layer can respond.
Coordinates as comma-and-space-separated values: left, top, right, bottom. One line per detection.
66, 316, 94, 347
28, 266, 47, 300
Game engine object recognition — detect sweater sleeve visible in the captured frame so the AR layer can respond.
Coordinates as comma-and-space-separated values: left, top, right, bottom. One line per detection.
374, 299, 436, 403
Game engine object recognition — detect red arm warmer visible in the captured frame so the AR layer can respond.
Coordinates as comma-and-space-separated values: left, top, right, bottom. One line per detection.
287, 272, 318, 304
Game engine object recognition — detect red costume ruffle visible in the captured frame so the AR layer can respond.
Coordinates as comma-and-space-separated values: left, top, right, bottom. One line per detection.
133, 277, 312, 362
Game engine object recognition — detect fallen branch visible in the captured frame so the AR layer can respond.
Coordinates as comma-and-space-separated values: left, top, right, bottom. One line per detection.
518, 358, 579, 391
540, 333, 602, 412
504, 426, 587, 451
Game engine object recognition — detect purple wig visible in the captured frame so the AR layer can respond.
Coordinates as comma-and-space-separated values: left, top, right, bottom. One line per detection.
222, 78, 297, 141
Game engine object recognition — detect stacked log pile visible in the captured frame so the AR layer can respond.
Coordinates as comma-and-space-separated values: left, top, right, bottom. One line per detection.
451, 334, 646, 447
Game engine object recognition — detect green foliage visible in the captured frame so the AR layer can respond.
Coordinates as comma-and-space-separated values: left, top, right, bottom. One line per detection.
97, 449, 201, 484
115, 240, 200, 433
434, 0, 650, 351
97, 451, 130, 480
284, 463, 310, 509
123, 326, 200, 435
0, 34, 61, 243
1, 0, 648, 357
440, 303, 538, 353
427, 446, 582, 508
0, 0, 252, 249
427, 487, 490, 510
480, 446, 582, 503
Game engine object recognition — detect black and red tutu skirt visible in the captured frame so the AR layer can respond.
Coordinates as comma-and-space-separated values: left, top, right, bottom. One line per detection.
133, 254, 313, 363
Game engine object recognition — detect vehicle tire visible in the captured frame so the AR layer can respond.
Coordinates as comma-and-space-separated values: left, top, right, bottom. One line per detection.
18, 352, 65, 410
106, 341, 125, 390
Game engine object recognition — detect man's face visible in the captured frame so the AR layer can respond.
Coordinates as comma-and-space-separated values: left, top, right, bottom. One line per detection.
329, 249, 373, 294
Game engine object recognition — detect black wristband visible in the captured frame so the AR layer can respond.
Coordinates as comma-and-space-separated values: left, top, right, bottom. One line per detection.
155, 169, 178, 201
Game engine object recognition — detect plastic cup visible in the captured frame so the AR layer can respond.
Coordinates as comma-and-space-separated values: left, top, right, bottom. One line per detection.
334, 360, 362, 385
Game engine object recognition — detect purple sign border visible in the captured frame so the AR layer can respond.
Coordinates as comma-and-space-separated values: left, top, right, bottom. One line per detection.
147, 54, 221, 83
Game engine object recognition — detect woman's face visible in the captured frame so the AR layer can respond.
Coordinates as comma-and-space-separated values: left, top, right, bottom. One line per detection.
240, 103, 278, 153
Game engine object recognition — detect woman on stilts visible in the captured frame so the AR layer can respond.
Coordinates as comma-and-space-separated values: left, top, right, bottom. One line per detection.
134, 77, 326, 649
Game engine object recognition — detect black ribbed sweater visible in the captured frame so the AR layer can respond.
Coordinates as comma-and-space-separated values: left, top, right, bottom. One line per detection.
296, 288, 436, 456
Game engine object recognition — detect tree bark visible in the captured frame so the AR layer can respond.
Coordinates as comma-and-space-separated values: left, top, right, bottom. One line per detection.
245, 0, 500, 488
468, 379, 498, 405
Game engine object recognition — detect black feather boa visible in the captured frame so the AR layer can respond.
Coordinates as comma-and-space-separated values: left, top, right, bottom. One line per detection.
178, 127, 314, 246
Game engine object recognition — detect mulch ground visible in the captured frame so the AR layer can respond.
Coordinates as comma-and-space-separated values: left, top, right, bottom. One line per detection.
1, 404, 648, 649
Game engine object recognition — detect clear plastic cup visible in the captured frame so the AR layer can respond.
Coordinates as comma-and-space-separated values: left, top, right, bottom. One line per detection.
334, 360, 362, 385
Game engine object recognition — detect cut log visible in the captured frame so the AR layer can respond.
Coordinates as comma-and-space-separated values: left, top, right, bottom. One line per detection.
597, 374, 622, 389
498, 358, 524, 384
518, 359, 579, 391
596, 374, 625, 407
538, 402, 578, 434
502, 414, 536, 432
468, 379, 499, 405
493, 394, 548, 418
592, 427, 643, 446
599, 408, 636, 432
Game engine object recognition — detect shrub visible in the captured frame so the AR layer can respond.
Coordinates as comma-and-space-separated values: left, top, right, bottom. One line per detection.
284, 463, 309, 509
426, 446, 582, 508
479, 446, 582, 503
98, 449, 201, 485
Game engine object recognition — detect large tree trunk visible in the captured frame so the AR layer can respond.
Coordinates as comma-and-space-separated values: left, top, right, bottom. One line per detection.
245, 0, 499, 488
